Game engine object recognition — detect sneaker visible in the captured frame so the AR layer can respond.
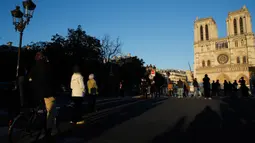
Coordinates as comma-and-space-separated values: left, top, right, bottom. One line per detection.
204, 98, 207, 100
208, 97, 212, 100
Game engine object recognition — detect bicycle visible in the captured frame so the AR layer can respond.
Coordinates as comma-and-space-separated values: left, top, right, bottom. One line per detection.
8, 100, 48, 143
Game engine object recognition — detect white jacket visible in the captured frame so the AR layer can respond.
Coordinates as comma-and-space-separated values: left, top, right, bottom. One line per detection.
70, 73, 85, 97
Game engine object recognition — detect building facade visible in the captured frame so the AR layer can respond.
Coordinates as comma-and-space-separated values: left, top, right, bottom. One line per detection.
158, 69, 187, 83
194, 5, 255, 84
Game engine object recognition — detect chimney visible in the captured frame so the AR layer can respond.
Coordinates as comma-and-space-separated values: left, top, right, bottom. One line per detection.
7, 42, 13, 46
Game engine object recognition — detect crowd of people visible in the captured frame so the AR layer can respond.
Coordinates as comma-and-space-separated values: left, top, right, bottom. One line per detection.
140, 72, 255, 100
10, 51, 99, 140
168, 74, 254, 99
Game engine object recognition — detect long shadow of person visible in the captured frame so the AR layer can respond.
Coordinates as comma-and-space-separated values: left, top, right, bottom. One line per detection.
220, 97, 255, 143
186, 106, 222, 143
150, 116, 187, 143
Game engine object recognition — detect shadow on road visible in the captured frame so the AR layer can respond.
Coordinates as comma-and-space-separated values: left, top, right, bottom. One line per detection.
150, 116, 187, 143
54, 98, 167, 143
151, 97, 255, 143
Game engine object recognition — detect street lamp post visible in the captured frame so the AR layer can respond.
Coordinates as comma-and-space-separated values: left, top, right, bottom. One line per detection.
11, 0, 36, 78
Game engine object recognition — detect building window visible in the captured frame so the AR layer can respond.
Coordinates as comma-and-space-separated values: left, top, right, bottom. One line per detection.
240, 17, 244, 34
207, 60, 211, 66
237, 57, 240, 64
233, 19, 238, 35
243, 56, 247, 63
202, 60, 205, 67
200, 26, 204, 41
235, 41, 238, 47
205, 24, 209, 40
215, 41, 228, 50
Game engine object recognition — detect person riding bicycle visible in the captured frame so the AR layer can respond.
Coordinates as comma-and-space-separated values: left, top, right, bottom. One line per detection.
28, 52, 57, 138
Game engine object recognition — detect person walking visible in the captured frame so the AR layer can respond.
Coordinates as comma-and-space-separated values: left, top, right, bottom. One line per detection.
28, 52, 57, 139
70, 65, 85, 125
87, 74, 98, 112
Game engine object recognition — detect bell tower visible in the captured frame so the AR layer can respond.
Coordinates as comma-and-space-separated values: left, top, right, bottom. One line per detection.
194, 17, 218, 43
226, 5, 252, 36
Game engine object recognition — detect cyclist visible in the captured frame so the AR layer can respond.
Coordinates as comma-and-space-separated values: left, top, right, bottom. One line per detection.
28, 52, 57, 139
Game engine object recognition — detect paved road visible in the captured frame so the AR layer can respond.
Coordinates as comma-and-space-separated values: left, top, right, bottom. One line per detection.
3, 95, 255, 143
52, 96, 255, 143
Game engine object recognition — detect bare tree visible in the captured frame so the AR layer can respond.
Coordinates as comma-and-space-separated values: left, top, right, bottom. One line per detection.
101, 34, 122, 61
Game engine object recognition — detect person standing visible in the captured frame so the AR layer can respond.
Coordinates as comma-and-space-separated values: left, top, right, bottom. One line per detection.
203, 74, 211, 99
177, 79, 184, 98
70, 65, 85, 125
29, 52, 57, 138
193, 78, 199, 97
239, 77, 249, 97
250, 73, 255, 97
215, 80, 221, 96
211, 80, 216, 97
87, 74, 98, 112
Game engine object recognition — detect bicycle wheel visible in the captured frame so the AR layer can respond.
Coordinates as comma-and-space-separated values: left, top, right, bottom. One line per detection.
8, 113, 43, 143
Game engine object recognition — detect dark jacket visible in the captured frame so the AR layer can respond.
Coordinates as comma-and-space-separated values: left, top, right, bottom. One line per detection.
193, 80, 199, 87
177, 80, 183, 88
29, 60, 55, 100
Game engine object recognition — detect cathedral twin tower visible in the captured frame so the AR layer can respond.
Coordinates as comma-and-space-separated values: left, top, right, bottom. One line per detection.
193, 5, 255, 84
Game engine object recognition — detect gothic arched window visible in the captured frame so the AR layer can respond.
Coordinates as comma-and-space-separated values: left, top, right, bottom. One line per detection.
207, 60, 211, 66
240, 17, 244, 34
243, 56, 247, 63
205, 24, 209, 40
202, 60, 205, 67
237, 57, 240, 64
200, 26, 204, 41
233, 19, 238, 35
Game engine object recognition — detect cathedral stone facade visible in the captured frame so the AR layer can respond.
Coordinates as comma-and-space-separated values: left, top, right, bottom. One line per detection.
194, 6, 255, 84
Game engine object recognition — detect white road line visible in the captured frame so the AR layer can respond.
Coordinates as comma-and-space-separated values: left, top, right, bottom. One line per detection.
87, 99, 151, 124
82, 97, 121, 104
83, 99, 146, 120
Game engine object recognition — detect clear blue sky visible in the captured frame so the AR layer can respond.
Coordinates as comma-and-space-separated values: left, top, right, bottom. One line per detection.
0, 0, 254, 70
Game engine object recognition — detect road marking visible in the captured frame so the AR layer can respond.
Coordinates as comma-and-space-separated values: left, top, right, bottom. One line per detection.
82, 99, 142, 118
83, 99, 147, 124
82, 97, 121, 104
86, 98, 168, 125
56, 98, 129, 110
